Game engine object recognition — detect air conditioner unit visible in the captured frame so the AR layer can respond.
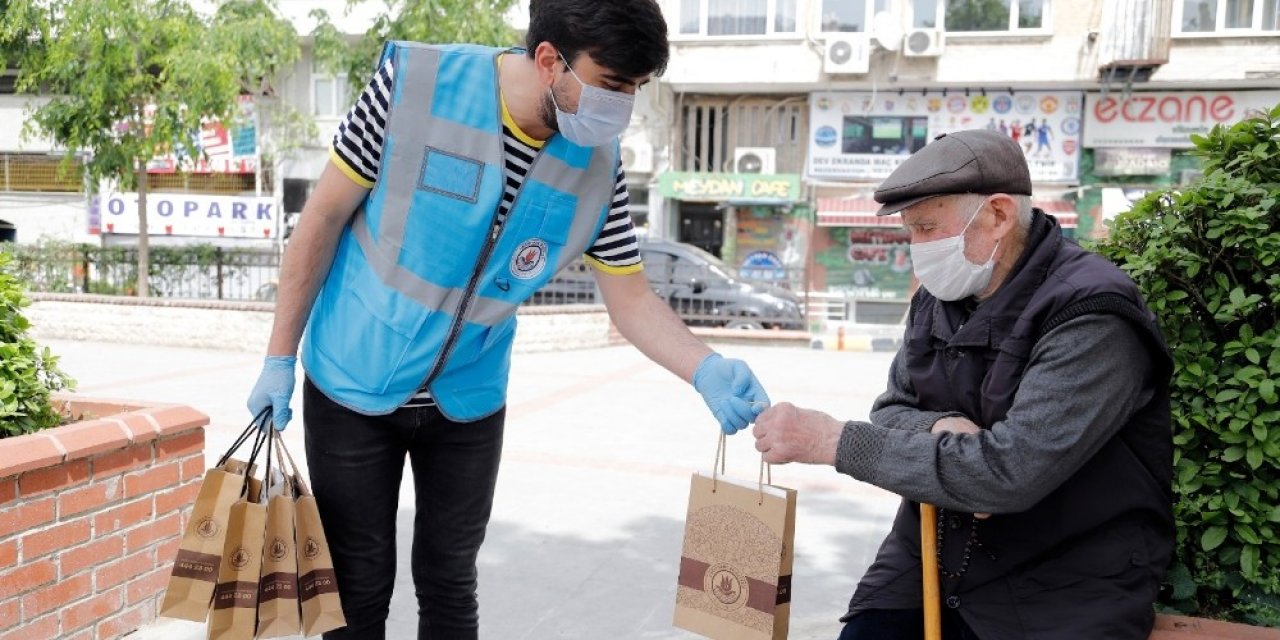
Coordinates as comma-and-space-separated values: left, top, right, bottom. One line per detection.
620, 135, 654, 174
903, 28, 944, 57
823, 35, 870, 75
734, 147, 776, 174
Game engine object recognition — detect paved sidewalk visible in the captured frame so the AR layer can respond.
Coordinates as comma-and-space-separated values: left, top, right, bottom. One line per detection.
49, 339, 902, 639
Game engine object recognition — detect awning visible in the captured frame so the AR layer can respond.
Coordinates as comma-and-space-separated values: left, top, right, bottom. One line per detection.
816, 197, 1077, 228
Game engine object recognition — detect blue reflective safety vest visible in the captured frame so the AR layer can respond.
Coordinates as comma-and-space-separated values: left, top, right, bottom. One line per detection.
301, 42, 618, 420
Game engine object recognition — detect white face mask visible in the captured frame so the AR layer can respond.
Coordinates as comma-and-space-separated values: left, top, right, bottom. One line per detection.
549, 54, 634, 148
911, 198, 1000, 301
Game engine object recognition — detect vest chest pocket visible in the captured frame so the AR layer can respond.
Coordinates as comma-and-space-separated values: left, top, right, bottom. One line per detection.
487, 189, 580, 299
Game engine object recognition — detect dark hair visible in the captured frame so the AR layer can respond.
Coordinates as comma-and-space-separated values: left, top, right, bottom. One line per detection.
526, 0, 669, 78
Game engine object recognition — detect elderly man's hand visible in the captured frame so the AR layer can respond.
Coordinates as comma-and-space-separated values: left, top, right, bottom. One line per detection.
931, 415, 980, 436
752, 402, 843, 466
930, 415, 992, 519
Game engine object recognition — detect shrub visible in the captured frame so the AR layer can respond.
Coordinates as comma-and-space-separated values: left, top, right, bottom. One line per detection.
1097, 104, 1280, 625
0, 250, 76, 438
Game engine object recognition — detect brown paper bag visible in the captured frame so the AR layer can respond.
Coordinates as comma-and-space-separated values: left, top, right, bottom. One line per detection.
278, 443, 346, 636
161, 453, 255, 621
206, 421, 273, 640
674, 458, 797, 640
255, 438, 301, 639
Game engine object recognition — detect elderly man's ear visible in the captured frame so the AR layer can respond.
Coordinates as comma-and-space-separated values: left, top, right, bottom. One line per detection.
985, 194, 1021, 238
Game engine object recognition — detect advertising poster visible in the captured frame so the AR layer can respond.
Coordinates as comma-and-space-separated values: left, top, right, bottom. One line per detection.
735, 211, 805, 282
146, 96, 258, 174
1083, 90, 1280, 148
807, 91, 1083, 183
814, 227, 914, 299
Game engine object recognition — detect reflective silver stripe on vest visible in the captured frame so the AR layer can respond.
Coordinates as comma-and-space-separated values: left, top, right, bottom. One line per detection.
358, 43, 616, 327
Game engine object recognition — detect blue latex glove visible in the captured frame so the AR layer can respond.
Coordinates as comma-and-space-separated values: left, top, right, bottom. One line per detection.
247, 356, 296, 431
692, 352, 770, 435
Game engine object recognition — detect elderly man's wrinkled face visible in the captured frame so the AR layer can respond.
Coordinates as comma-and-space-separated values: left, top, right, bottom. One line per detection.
900, 195, 1002, 301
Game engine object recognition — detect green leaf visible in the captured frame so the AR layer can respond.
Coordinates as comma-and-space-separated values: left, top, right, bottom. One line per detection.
1230, 287, 1246, 306
1261, 379, 1277, 404
1202, 526, 1229, 551
1247, 447, 1263, 469
1241, 544, 1260, 577
1246, 348, 1261, 364
1216, 389, 1242, 403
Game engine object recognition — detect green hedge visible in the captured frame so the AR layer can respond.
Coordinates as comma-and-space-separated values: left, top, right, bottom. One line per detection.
0, 251, 75, 438
1097, 104, 1280, 625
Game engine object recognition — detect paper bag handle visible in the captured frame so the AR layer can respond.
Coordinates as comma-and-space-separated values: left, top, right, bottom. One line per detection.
274, 434, 312, 497
216, 406, 272, 469
713, 432, 772, 506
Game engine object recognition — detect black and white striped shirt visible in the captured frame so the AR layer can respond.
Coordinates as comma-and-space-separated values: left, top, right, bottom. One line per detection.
329, 55, 643, 407
330, 56, 643, 273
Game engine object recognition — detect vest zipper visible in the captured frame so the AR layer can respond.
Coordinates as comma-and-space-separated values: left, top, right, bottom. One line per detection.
419, 147, 545, 394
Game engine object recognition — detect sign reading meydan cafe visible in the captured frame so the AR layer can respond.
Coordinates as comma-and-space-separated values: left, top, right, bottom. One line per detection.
658, 172, 801, 202
1084, 90, 1280, 148
807, 91, 1083, 183
92, 192, 277, 239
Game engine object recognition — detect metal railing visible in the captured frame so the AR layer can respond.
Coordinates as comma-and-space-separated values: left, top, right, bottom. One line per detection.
1, 244, 281, 300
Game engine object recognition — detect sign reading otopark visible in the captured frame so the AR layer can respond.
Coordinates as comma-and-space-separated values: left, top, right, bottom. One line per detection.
807, 91, 1083, 183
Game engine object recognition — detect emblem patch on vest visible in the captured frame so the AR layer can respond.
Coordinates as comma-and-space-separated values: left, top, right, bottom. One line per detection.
511, 239, 548, 280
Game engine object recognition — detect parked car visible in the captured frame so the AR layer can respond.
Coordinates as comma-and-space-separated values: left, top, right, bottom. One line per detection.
637, 238, 803, 330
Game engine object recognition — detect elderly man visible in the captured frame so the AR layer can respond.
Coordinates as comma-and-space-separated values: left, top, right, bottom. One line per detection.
754, 129, 1174, 640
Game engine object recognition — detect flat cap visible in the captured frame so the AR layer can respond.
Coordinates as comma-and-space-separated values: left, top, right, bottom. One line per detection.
873, 129, 1032, 215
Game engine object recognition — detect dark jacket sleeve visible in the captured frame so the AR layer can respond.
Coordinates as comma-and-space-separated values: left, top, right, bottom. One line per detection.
834, 313, 1156, 514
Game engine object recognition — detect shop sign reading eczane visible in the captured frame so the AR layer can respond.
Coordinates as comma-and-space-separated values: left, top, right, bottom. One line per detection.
1083, 90, 1280, 148
92, 192, 277, 239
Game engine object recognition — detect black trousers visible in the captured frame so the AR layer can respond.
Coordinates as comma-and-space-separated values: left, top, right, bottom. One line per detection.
303, 379, 505, 640
839, 607, 981, 640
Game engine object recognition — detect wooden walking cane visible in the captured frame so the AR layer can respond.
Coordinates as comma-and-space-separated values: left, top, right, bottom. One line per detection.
920, 503, 942, 640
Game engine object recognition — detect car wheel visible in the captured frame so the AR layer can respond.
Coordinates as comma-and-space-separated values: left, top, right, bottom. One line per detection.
724, 318, 764, 330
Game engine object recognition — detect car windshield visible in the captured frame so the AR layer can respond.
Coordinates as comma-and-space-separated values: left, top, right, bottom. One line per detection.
681, 244, 734, 280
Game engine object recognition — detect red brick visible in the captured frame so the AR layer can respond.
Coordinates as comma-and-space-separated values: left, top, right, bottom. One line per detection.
0, 613, 57, 640
0, 599, 17, 632
154, 481, 201, 515
155, 430, 203, 460
0, 540, 14, 566
93, 497, 153, 535
123, 461, 180, 499
58, 477, 122, 518
94, 549, 153, 591
0, 434, 63, 478
112, 412, 162, 445
51, 420, 129, 461
126, 565, 171, 606
21, 519, 91, 559
62, 630, 92, 640
0, 496, 55, 538
97, 601, 153, 639
58, 535, 123, 577
18, 460, 90, 497
0, 477, 16, 507
91, 444, 152, 479
20, 572, 91, 618
0, 558, 56, 599
124, 512, 181, 554
61, 587, 122, 632
179, 454, 206, 482
145, 408, 208, 437
155, 536, 181, 566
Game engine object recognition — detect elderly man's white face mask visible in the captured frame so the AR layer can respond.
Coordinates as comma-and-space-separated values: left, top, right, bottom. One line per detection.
910, 198, 999, 301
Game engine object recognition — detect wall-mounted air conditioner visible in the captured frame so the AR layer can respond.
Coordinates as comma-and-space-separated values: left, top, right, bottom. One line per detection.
823, 35, 870, 75
903, 28, 944, 57
734, 147, 776, 174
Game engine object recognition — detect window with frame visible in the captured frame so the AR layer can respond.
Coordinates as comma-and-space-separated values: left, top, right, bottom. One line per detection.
677, 0, 798, 36
1177, 0, 1279, 33
915, 0, 1049, 32
819, 0, 890, 32
311, 66, 350, 118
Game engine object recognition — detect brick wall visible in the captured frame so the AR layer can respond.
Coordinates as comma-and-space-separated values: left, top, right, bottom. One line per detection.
26, 294, 616, 354
0, 399, 209, 640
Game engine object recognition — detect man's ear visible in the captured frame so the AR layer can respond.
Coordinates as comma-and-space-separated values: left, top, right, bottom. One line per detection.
532, 41, 560, 86
986, 193, 1021, 241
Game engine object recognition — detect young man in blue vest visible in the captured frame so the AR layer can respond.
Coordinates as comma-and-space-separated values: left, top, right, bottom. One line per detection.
245, 1, 770, 638
752, 130, 1174, 640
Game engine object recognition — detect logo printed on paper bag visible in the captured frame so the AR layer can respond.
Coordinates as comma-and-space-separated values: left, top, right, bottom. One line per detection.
269, 537, 289, 561
304, 536, 321, 559
229, 546, 252, 569
703, 563, 749, 612
196, 516, 219, 538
